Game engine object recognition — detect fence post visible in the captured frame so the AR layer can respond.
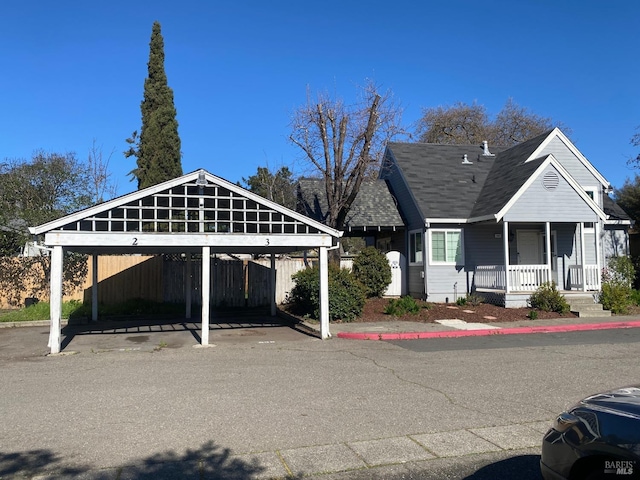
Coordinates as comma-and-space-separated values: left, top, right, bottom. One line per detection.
270, 254, 276, 316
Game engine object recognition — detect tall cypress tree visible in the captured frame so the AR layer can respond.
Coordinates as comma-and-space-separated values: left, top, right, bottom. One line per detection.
126, 21, 182, 189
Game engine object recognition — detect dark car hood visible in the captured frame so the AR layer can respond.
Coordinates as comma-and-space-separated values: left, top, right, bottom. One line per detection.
578, 386, 640, 418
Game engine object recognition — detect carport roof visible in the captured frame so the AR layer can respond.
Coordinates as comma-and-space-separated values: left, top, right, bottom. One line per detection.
30, 169, 342, 255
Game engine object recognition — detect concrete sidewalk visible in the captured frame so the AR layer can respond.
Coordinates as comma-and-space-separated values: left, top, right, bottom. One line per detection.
320, 314, 640, 340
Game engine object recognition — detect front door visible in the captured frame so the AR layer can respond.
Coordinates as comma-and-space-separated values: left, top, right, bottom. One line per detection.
517, 230, 542, 264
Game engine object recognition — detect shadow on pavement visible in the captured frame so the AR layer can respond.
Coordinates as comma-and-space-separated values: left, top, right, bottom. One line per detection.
60, 314, 301, 351
463, 454, 541, 479
0, 440, 304, 479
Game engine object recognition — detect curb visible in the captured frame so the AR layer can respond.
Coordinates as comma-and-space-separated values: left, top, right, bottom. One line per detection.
336, 320, 640, 341
0, 319, 68, 329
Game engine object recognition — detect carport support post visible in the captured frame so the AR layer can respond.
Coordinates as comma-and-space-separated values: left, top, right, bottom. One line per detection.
201, 246, 211, 345
319, 246, 330, 339
49, 245, 63, 354
270, 253, 276, 316
91, 254, 98, 322
185, 253, 192, 319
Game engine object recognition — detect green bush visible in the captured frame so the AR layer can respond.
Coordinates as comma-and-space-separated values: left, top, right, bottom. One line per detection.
527, 310, 538, 320
528, 282, 569, 313
456, 293, 484, 307
384, 296, 421, 316
600, 256, 635, 314
352, 247, 392, 298
289, 265, 365, 322
631, 289, 640, 306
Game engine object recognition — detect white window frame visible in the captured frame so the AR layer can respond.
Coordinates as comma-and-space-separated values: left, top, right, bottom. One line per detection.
428, 228, 464, 266
584, 186, 597, 232
409, 229, 423, 265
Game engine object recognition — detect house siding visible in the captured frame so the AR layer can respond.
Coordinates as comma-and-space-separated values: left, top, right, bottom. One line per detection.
504, 166, 599, 222
381, 154, 425, 297
540, 137, 602, 205
603, 226, 629, 259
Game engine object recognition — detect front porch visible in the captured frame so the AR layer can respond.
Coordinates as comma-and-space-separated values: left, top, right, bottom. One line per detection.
474, 264, 601, 292
474, 264, 600, 308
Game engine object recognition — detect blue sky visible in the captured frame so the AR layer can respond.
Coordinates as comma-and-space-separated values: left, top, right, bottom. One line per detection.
1, 1, 638, 197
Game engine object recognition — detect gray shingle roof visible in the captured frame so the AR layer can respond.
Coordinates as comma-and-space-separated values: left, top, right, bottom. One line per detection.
297, 178, 404, 229
470, 131, 553, 217
384, 142, 509, 219
603, 194, 632, 221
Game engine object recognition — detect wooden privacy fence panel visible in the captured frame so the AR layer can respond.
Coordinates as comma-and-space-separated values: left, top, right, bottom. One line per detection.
83, 255, 163, 305
1, 254, 315, 309
251, 258, 307, 304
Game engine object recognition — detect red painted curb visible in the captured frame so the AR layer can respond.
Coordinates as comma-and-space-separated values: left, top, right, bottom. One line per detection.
336, 321, 640, 341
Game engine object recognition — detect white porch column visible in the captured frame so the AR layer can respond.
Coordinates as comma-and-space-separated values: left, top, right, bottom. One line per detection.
185, 253, 192, 319
503, 221, 510, 293
49, 246, 63, 354
595, 220, 602, 290
270, 253, 277, 317
545, 222, 551, 284
319, 246, 330, 339
201, 247, 211, 345
580, 222, 587, 292
91, 254, 98, 322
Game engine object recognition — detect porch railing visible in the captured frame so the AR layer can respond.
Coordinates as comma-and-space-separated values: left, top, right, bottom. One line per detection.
568, 265, 600, 290
475, 264, 600, 292
508, 265, 552, 291
475, 265, 506, 290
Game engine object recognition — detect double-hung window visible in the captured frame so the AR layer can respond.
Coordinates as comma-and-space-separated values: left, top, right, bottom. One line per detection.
409, 230, 423, 264
429, 229, 463, 265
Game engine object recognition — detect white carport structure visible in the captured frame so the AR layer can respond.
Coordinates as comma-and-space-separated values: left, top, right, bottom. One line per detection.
30, 169, 341, 354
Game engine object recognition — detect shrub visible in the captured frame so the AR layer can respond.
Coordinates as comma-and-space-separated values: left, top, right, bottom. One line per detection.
631, 289, 640, 306
352, 247, 392, 298
456, 293, 484, 307
289, 265, 365, 322
600, 256, 635, 314
527, 310, 538, 320
528, 282, 569, 313
384, 296, 420, 316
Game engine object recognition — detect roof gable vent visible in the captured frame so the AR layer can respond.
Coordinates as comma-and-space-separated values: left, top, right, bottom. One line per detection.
542, 171, 559, 191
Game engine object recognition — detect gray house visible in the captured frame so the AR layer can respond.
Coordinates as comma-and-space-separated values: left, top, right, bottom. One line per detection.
381, 128, 632, 307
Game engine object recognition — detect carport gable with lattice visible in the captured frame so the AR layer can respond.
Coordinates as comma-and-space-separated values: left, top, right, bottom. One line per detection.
30, 169, 341, 354
31, 169, 339, 255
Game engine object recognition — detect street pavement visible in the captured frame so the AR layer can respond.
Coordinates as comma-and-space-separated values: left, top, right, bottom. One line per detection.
1, 312, 639, 479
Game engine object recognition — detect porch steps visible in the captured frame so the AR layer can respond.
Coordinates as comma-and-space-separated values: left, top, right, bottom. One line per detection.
567, 296, 611, 318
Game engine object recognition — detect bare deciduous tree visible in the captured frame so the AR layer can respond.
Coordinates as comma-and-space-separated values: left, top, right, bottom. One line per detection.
290, 81, 404, 255
87, 139, 118, 204
415, 98, 567, 146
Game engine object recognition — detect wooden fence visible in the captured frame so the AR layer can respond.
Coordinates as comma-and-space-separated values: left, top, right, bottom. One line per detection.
0, 254, 309, 309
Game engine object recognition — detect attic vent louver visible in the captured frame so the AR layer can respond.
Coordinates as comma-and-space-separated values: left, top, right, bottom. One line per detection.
542, 171, 559, 191
462, 154, 473, 164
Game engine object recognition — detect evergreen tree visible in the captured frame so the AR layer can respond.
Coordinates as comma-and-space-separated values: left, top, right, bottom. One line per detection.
126, 21, 182, 189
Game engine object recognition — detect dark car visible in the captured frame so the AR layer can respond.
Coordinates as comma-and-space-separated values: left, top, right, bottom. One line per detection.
541, 386, 640, 480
